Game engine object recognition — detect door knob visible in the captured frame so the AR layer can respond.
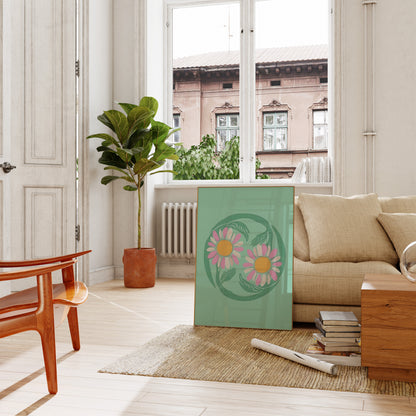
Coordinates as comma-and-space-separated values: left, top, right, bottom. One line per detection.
0, 162, 16, 173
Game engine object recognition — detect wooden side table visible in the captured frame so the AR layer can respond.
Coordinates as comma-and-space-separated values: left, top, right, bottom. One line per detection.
361, 274, 416, 382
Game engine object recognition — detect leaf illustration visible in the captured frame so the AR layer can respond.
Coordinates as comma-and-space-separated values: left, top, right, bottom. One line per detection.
227, 221, 249, 240
238, 274, 264, 294
250, 230, 269, 247
221, 268, 236, 283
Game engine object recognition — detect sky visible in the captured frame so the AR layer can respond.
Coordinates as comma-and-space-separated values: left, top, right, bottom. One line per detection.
173, 0, 328, 59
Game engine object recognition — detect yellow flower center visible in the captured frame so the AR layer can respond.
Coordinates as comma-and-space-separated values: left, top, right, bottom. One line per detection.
216, 240, 233, 256
254, 257, 271, 273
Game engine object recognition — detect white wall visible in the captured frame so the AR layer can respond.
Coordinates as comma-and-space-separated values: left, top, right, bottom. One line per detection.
373, 0, 416, 195
87, 0, 115, 284
334, 0, 416, 196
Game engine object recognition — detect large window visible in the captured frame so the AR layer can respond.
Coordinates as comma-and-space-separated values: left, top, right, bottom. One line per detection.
216, 114, 239, 151
167, 0, 329, 182
312, 109, 328, 150
263, 112, 288, 150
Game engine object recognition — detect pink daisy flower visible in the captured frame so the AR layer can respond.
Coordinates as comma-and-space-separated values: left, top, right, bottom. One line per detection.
207, 227, 244, 269
243, 244, 282, 286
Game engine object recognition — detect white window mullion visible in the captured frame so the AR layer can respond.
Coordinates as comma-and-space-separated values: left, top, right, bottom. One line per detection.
239, 0, 256, 183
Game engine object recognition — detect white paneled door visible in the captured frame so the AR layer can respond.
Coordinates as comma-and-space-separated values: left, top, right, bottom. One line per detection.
1, 0, 77, 290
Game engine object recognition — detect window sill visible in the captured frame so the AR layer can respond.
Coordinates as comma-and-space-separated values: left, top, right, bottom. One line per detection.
155, 180, 333, 190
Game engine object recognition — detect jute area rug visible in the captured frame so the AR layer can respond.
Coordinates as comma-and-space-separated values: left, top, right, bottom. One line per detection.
99, 325, 416, 396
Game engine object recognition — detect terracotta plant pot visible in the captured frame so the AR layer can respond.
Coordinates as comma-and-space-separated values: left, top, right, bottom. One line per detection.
123, 248, 156, 288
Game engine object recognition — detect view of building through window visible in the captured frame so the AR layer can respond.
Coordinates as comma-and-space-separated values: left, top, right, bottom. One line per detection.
171, 0, 328, 181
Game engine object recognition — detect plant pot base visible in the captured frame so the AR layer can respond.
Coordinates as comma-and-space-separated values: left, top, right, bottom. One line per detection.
123, 248, 156, 288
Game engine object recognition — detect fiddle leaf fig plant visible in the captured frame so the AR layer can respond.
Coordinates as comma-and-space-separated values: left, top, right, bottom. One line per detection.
87, 96, 179, 248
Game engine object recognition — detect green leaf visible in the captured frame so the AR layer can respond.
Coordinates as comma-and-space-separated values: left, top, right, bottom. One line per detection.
221, 268, 236, 283
127, 106, 154, 137
239, 273, 264, 293
98, 151, 127, 169
120, 175, 136, 183
101, 175, 121, 185
152, 143, 178, 162
103, 166, 130, 176
118, 102, 137, 115
96, 145, 114, 153
87, 133, 117, 143
165, 127, 181, 141
101, 139, 116, 147
150, 121, 170, 144
116, 148, 133, 163
97, 113, 115, 132
167, 154, 179, 161
134, 158, 163, 175
227, 221, 250, 240
139, 96, 158, 114
123, 185, 138, 191
103, 110, 129, 143
250, 230, 269, 247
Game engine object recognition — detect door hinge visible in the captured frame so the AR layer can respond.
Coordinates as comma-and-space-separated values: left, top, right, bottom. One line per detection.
75, 224, 81, 241
75, 60, 80, 77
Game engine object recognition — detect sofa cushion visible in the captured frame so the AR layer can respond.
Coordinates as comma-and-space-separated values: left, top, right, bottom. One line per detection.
293, 257, 401, 305
377, 213, 416, 258
294, 198, 310, 261
380, 195, 416, 213
298, 193, 398, 264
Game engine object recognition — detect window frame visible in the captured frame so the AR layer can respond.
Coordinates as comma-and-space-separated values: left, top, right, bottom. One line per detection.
172, 113, 181, 144
312, 109, 328, 150
164, 0, 332, 186
216, 113, 240, 151
263, 111, 288, 151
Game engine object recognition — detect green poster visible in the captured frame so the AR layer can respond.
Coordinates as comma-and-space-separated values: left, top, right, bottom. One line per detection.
194, 186, 294, 330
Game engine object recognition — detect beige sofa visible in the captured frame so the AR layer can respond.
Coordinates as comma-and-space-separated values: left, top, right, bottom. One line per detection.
293, 193, 416, 323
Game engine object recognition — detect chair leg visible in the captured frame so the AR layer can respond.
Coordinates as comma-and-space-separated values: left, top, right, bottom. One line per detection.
39, 328, 58, 394
67, 307, 81, 351
37, 273, 58, 394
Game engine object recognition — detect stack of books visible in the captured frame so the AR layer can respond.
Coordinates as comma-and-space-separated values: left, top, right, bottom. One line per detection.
305, 311, 361, 366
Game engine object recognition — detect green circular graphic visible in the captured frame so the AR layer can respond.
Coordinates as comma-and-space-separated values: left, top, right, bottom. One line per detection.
204, 213, 286, 301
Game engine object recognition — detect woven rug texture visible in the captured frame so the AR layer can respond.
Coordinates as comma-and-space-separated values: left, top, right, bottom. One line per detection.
99, 325, 416, 396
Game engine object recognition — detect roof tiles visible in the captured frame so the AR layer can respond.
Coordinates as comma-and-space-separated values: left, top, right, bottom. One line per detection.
173, 44, 328, 69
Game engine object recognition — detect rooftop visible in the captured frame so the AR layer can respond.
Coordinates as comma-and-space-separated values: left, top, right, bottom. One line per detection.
173, 44, 328, 69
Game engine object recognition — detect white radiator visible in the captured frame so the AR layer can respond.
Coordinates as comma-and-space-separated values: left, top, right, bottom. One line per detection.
160, 202, 197, 258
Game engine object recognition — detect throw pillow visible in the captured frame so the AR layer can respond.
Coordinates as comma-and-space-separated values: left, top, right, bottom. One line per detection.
377, 213, 416, 258
379, 195, 416, 213
294, 199, 310, 261
298, 193, 398, 264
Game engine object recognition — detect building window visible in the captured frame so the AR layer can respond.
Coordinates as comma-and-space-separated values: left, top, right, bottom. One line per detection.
313, 109, 328, 149
263, 112, 288, 150
216, 114, 239, 151
172, 114, 181, 144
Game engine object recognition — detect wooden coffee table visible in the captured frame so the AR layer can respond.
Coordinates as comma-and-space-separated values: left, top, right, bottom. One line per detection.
361, 274, 416, 382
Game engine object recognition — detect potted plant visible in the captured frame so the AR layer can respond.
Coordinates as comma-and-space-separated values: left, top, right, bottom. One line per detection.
87, 96, 179, 287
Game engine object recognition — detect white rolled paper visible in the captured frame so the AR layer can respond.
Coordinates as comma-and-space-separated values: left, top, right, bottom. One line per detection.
251, 338, 338, 376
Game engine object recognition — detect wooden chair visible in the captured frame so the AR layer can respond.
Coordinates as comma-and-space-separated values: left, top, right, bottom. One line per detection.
0, 250, 91, 394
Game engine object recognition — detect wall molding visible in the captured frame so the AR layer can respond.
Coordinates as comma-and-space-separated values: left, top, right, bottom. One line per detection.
331, 0, 346, 195
87, 266, 115, 286
362, 0, 377, 193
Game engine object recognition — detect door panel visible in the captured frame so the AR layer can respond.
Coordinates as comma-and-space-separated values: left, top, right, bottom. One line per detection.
2, 0, 77, 291
24, 0, 64, 165
24, 187, 64, 259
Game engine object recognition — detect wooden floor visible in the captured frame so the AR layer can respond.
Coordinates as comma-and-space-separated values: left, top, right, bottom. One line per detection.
0, 278, 415, 416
